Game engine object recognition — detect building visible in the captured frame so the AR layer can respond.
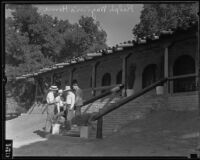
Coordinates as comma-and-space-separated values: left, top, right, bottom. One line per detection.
16, 22, 199, 112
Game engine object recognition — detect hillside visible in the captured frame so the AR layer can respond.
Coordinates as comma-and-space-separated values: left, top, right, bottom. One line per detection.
13, 110, 200, 156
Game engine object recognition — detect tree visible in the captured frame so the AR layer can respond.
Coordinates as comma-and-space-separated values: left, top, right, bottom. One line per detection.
133, 3, 198, 38
5, 4, 108, 110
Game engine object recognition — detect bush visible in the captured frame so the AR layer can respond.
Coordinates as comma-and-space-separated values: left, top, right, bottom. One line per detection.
72, 113, 93, 126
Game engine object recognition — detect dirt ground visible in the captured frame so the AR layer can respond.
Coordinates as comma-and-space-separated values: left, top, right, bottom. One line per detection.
13, 110, 200, 157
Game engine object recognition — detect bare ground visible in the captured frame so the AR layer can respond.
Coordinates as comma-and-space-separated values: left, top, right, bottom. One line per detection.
13, 110, 200, 157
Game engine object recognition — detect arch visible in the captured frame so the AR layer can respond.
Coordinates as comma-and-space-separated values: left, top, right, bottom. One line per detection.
116, 70, 122, 84
127, 64, 136, 89
101, 73, 111, 93
142, 64, 158, 88
173, 55, 195, 92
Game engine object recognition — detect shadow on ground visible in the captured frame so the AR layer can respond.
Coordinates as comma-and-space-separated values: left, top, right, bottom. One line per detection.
33, 130, 48, 138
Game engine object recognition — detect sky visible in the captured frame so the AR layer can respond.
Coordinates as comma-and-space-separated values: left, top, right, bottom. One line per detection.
6, 4, 143, 47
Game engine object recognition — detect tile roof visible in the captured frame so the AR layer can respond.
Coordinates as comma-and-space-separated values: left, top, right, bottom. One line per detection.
15, 21, 198, 80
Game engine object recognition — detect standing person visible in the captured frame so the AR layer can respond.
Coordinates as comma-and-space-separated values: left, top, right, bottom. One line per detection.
72, 80, 83, 117
45, 85, 58, 134
63, 86, 75, 130
55, 89, 64, 114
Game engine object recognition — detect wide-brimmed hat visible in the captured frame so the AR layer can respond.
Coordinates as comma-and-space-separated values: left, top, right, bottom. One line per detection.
64, 86, 71, 91
49, 85, 58, 91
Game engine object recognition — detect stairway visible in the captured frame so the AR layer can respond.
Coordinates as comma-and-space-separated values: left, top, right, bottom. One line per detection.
102, 90, 167, 137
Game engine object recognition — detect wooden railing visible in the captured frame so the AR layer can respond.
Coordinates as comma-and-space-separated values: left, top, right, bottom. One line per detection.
91, 78, 168, 138
80, 84, 124, 108
168, 73, 197, 93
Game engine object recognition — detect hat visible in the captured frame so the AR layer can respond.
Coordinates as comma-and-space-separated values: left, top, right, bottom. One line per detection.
58, 89, 63, 94
49, 85, 58, 91
64, 86, 71, 91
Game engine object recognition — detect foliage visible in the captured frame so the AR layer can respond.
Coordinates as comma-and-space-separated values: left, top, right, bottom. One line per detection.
133, 3, 198, 38
72, 113, 93, 126
5, 4, 107, 109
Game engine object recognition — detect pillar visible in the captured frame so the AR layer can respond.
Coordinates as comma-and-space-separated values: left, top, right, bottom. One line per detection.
122, 57, 127, 97
164, 46, 169, 94
91, 63, 97, 96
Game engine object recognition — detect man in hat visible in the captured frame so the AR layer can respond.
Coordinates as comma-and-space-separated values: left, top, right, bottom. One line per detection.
63, 86, 75, 130
44, 85, 58, 134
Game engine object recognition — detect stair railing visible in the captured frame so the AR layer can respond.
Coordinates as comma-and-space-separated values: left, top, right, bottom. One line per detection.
80, 84, 124, 109
91, 78, 168, 139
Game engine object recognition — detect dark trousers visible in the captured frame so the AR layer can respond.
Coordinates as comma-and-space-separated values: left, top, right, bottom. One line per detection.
75, 105, 81, 117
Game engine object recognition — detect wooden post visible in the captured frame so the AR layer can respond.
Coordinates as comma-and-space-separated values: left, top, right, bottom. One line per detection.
51, 72, 54, 85
122, 57, 127, 97
35, 78, 38, 103
164, 46, 169, 94
96, 109, 103, 139
92, 62, 98, 97
69, 69, 73, 86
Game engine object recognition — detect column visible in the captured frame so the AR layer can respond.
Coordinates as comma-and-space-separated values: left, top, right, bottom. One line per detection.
122, 56, 127, 97
91, 62, 97, 96
34, 77, 38, 103
69, 68, 76, 86
164, 47, 169, 94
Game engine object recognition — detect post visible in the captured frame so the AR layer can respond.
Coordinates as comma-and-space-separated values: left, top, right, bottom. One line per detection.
50, 72, 54, 85
35, 77, 38, 103
69, 68, 75, 86
164, 46, 169, 94
96, 109, 103, 139
122, 57, 127, 97
92, 62, 99, 96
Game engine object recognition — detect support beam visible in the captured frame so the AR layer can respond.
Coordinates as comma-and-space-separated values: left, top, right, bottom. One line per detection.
91, 62, 99, 96
122, 53, 132, 97
50, 72, 54, 86
34, 77, 38, 103
96, 109, 103, 139
122, 57, 127, 97
69, 68, 76, 86
164, 46, 169, 94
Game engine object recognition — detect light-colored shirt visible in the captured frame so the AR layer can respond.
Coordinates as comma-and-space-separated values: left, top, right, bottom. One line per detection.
66, 91, 75, 110
46, 91, 55, 104
55, 95, 64, 113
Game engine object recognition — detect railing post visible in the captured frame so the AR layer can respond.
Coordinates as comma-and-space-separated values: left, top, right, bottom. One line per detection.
164, 46, 169, 94
122, 57, 127, 97
96, 109, 103, 139
69, 68, 76, 86
92, 62, 99, 97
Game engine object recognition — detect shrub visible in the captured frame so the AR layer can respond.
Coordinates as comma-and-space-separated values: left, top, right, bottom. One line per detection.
72, 113, 93, 126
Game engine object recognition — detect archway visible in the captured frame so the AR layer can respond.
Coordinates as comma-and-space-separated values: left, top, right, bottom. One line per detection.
173, 55, 195, 92
142, 64, 157, 88
101, 73, 111, 93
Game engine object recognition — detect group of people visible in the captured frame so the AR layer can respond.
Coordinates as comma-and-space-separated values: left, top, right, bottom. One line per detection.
44, 80, 83, 134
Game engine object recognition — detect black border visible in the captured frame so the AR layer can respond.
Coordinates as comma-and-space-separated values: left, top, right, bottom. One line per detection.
2, 0, 200, 159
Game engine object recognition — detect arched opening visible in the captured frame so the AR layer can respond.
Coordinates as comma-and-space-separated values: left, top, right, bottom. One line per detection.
101, 73, 111, 93
173, 55, 195, 92
142, 64, 157, 88
127, 64, 136, 89
116, 70, 122, 84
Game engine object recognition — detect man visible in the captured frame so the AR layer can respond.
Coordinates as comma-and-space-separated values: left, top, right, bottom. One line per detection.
45, 85, 58, 134
55, 89, 64, 114
72, 80, 83, 117
63, 86, 75, 130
